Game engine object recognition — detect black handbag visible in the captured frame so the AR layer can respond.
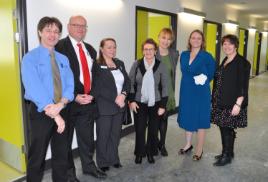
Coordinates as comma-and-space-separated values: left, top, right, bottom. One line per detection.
122, 106, 132, 125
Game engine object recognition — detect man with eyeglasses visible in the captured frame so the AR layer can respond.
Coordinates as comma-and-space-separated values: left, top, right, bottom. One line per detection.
55, 15, 106, 181
21, 16, 74, 182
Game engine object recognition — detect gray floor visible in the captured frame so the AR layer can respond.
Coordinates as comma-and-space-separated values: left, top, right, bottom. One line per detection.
39, 72, 268, 182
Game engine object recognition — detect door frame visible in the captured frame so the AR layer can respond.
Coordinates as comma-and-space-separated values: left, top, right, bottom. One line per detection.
17, 0, 30, 157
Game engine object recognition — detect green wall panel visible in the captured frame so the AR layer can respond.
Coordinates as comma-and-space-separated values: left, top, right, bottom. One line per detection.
136, 11, 148, 59
204, 23, 217, 59
0, 0, 26, 172
136, 11, 171, 60
253, 32, 259, 75
148, 15, 170, 43
238, 29, 245, 55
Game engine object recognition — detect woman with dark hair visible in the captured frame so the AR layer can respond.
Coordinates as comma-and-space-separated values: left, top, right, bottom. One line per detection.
156, 28, 179, 156
129, 38, 169, 164
91, 38, 130, 172
178, 29, 216, 161
211, 34, 251, 166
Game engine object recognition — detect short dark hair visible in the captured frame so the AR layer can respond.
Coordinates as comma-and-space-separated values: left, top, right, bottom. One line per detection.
141, 38, 158, 51
37, 16, 62, 40
221, 34, 239, 48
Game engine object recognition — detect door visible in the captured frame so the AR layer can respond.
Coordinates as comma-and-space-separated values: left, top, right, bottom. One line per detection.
238, 28, 248, 58
0, 0, 26, 172
253, 32, 262, 75
203, 21, 222, 65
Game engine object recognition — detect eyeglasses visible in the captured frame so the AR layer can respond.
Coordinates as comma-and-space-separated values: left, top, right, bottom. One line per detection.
143, 48, 155, 52
69, 24, 88, 29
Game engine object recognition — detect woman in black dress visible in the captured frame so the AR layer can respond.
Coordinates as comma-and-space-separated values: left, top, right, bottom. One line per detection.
211, 34, 251, 166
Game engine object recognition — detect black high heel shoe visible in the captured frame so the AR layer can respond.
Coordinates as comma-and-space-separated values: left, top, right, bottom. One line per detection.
135, 156, 142, 164
193, 151, 203, 161
179, 145, 193, 155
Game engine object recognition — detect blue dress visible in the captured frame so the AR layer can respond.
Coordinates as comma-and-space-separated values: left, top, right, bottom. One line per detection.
177, 50, 216, 131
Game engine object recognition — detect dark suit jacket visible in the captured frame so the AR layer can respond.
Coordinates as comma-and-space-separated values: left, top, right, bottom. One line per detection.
91, 59, 130, 115
55, 36, 98, 117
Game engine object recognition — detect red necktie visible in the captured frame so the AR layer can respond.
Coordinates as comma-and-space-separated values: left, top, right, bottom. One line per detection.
77, 43, 91, 94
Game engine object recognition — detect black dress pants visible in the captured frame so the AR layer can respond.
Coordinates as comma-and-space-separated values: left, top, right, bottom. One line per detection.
26, 103, 68, 182
96, 112, 123, 167
158, 114, 168, 146
67, 110, 97, 174
134, 102, 160, 156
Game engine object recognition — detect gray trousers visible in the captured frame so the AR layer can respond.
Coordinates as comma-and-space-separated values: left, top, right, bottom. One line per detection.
96, 112, 123, 168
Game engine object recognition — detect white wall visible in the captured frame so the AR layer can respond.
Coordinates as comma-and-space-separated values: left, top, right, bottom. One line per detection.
26, 0, 179, 71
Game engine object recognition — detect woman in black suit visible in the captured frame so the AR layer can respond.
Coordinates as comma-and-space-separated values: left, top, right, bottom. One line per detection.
91, 38, 130, 172
211, 34, 251, 166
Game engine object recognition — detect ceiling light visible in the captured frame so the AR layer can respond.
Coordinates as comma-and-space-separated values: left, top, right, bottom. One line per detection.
248, 26, 257, 30
178, 7, 206, 18
225, 19, 239, 26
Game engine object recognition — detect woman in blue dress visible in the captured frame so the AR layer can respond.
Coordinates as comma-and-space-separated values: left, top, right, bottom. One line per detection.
177, 29, 216, 160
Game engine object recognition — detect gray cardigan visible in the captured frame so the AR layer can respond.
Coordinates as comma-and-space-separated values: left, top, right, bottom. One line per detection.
156, 48, 179, 90
128, 58, 169, 108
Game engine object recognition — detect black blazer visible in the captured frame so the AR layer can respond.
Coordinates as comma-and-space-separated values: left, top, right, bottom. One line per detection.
217, 54, 251, 109
55, 36, 98, 116
91, 59, 130, 115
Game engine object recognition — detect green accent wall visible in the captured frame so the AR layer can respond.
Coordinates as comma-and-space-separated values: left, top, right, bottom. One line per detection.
253, 32, 259, 75
0, 0, 26, 172
204, 22, 217, 89
267, 40, 268, 70
204, 23, 217, 59
238, 29, 245, 55
136, 11, 171, 59
148, 15, 170, 43
136, 11, 148, 59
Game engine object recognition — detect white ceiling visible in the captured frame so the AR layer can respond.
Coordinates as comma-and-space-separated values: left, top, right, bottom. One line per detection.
213, 0, 268, 21
179, 0, 268, 26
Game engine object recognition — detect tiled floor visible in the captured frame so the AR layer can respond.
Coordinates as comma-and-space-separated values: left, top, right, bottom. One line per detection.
6, 72, 268, 182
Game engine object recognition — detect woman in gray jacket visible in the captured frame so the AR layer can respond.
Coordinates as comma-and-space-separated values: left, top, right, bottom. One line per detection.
129, 38, 168, 164
156, 28, 179, 156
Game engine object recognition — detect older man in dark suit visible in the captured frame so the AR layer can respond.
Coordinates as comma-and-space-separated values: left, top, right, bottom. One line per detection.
55, 15, 106, 181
